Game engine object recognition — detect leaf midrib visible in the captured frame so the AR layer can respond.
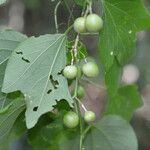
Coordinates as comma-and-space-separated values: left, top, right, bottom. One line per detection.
2, 35, 64, 92
37, 36, 65, 107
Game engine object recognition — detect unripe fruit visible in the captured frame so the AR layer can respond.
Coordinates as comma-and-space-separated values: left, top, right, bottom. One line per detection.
82, 62, 99, 77
63, 111, 79, 128
77, 66, 82, 78
77, 86, 85, 98
85, 14, 103, 32
63, 65, 78, 79
74, 17, 86, 33
84, 111, 96, 123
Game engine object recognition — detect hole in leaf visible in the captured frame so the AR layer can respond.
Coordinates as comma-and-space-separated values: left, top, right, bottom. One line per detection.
49, 75, 59, 89
22, 57, 30, 63
58, 70, 63, 75
47, 89, 52, 94
33, 106, 38, 111
16, 51, 23, 55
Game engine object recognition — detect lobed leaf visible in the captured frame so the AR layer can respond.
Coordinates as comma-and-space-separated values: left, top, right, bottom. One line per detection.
2, 34, 73, 129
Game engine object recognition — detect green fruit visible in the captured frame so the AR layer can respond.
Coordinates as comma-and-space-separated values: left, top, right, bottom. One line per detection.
77, 86, 85, 98
63, 111, 79, 128
84, 111, 96, 123
77, 66, 82, 78
74, 17, 86, 33
85, 14, 103, 32
63, 65, 78, 79
82, 62, 99, 77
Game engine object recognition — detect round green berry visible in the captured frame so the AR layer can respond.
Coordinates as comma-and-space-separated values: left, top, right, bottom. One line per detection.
63, 111, 79, 128
77, 86, 85, 98
85, 14, 103, 32
74, 17, 86, 33
63, 65, 78, 79
84, 111, 96, 123
82, 62, 99, 77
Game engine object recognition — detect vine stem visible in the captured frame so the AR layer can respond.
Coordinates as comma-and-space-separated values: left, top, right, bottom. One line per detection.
75, 97, 87, 112
72, 78, 79, 114
71, 34, 84, 150
70, 1, 94, 149
77, 100, 83, 150
74, 34, 80, 58
54, 1, 62, 33
82, 125, 92, 140
72, 78, 83, 150
65, 24, 73, 35
80, 125, 92, 150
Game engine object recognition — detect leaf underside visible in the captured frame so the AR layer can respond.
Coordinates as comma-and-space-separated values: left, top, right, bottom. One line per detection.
2, 34, 73, 128
0, 30, 27, 110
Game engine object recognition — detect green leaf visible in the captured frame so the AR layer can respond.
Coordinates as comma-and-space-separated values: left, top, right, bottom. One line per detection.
100, 0, 150, 115
1, 111, 26, 150
28, 113, 53, 150
2, 34, 73, 129
100, 0, 150, 70
106, 85, 142, 121
28, 108, 79, 150
0, 49, 28, 148
74, 0, 86, 6
0, 30, 27, 86
0, 30, 27, 111
0, 63, 9, 109
28, 100, 77, 150
84, 115, 138, 150
0, 30, 27, 65
41, 106, 79, 150
0, 98, 25, 144
105, 59, 121, 97
67, 40, 88, 64
40, 124, 79, 150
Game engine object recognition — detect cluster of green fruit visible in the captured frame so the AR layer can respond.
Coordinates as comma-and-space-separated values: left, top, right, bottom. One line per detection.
74, 13, 103, 33
63, 111, 96, 128
63, 62, 98, 128
62, 13, 103, 129
63, 61, 99, 79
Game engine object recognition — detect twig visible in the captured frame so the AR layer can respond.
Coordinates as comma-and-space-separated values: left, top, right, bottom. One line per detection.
54, 1, 61, 33
75, 97, 87, 112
